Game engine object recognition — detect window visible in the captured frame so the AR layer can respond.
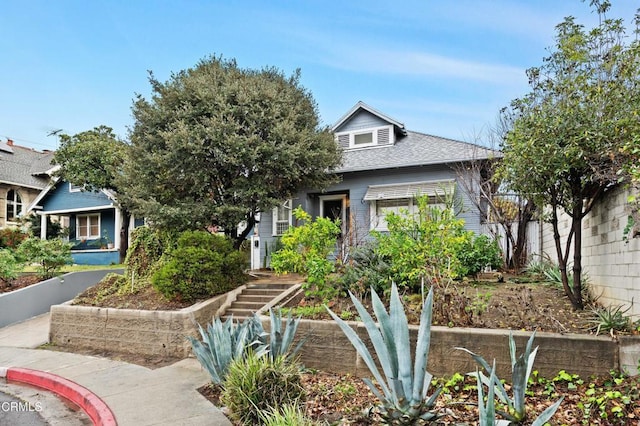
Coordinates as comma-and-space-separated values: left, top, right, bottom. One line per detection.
272, 200, 292, 236
6, 189, 22, 221
77, 214, 100, 239
69, 182, 84, 192
370, 198, 445, 231
354, 132, 373, 145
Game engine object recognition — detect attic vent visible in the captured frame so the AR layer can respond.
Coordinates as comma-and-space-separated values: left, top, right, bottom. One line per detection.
377, 128, 390, 145
338, 134, 349, 149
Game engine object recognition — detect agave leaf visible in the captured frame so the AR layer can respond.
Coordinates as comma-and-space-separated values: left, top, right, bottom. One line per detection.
456, 347, 511, 406
326, 306, 393, 400
389, 284, 413, 401
362, 377, 386, 402
531, 396, 564, 426
413, 286, 434, 401
512, 354, 527, 420
371, 287, 399, 380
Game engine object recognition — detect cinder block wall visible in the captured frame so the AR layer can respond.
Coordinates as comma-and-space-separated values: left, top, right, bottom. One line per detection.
49, 295, 227, 357
51, 307, 639, 377
539, 186, 640, 317
290, 320, 631, 378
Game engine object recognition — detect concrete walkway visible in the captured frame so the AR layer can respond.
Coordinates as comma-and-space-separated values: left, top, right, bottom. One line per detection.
0, 314, 231, 426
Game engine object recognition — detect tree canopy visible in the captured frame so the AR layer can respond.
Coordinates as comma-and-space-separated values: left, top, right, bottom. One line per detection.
53, 125, 127, 193
498, 1, 640, 309
121, 56, 341, 247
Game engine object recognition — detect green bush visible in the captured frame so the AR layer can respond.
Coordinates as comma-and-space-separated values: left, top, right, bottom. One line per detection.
370, 195, 471, 292
124, 226, 164, 280
259, 404, 318, 426
457, 234, 503, 277
0, 227, 28, 249
0, 249, 21, 284
337, 240, 391, 298
222, 353, 305, 426
151, 230, 246, 302
16, 238, 73, 280
271, 207, 340, 300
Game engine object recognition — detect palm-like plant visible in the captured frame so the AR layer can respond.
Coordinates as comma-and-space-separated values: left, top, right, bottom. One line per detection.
327, 283, 442, 424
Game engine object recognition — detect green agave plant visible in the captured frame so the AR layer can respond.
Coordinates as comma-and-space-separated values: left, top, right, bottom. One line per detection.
261, 308, 306, 362
327, 283, 442, 424
187, 316, 260, 384
458, 332, 563, 424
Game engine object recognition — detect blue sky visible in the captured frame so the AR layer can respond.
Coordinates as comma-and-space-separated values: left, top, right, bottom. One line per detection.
1, 1, 639, 151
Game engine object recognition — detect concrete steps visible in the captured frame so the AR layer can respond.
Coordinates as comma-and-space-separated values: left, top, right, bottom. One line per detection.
220, 281, 299, 322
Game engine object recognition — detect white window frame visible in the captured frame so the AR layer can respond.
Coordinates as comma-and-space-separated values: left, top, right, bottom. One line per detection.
370, 198, 446, 231
76, 214, 101, 240
5, 189, 23, 222
272, 200, 293, 236
69, 182, 84, 192
335, 125, 393, 149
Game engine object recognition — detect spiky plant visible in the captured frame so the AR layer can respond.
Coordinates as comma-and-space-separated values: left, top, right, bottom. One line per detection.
458, 332, 563, 424
327, 283, 442, 424
187, 315, 262, 384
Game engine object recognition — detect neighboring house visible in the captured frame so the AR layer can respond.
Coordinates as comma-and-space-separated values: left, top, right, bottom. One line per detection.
0, 139, 54, 229
251, 102, 498, 269
27, 179, 141, 265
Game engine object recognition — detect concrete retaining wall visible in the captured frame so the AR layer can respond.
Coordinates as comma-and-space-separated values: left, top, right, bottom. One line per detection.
293, 319, 638, 378
0, 270, 123, 328
49, 290, 238, 357
50, 300, 640, 376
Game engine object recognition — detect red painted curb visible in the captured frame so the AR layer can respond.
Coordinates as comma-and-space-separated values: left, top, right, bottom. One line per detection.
5, 367, 117, 426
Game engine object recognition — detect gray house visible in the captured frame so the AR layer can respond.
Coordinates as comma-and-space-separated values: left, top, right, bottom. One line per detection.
251, 102, 497, 269
0, 139, 54, 229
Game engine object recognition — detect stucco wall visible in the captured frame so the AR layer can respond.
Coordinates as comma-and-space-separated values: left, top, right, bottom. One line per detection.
538, 186, 640, 317
0, 185, 41, 228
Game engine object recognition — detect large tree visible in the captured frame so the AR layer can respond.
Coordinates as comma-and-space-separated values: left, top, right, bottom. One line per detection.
498, 1, 640, 309
122, 56, 341, 248
54, 125, 127, 192
53, 126, 130, 259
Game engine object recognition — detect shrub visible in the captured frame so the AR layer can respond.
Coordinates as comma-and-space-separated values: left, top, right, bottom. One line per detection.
370, 195, 471, 292
0, 227, 28, 249
337, 240, 391, 298
457, 234, 503, 277
0, 249, 21, 284
151, 230, 246, 302
271, 207, 341, 300
259, 404, 318, 426
222, 353, 305, 426
16, 238, 72, 279
124, 226, 164, 280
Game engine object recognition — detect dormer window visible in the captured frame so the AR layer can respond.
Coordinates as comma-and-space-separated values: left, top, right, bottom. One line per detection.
354, 131, 374, 146
336, 125, 394, 150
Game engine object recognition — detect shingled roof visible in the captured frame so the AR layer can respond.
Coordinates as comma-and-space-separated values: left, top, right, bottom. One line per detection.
0, 142, 54, 189
336, 130, 499, 174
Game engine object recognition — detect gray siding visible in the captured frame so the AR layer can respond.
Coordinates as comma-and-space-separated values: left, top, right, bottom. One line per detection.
334, 110, 388, 133
255, 164, 484, 268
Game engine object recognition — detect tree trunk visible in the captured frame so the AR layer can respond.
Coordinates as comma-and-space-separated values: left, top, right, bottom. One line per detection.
233, 213, 256, 250
551, 204, 579, 308
570, 199, 584, 310
512, 201, 536, 272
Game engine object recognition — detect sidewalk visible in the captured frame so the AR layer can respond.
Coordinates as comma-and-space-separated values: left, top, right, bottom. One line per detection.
0, 314, 231, 426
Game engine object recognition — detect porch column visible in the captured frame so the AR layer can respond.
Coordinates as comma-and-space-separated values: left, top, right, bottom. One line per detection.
39, 213, 47, 240
114, 208, 122, 250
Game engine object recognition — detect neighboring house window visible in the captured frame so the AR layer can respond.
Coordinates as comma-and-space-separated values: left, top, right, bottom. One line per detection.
353, 131, 374, 146
5, 189, 22, 221
272, 200, 292, 236
69, 182, 84, 192
76, 214, 100, 239
370, 198, 445, 231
